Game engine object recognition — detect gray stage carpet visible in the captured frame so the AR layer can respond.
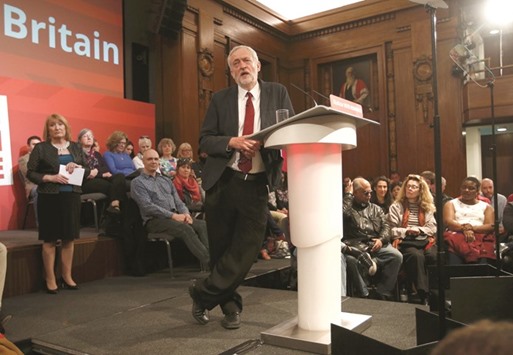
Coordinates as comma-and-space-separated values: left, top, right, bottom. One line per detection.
4, 260, 427, 354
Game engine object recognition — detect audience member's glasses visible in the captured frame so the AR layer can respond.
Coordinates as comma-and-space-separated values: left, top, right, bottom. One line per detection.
407, 174, 422, 179
82, 134, 94, 139
178, 158, 192, 164
406, 184, 420, 190
363, 191, 372, 196
118, 140, 127, 145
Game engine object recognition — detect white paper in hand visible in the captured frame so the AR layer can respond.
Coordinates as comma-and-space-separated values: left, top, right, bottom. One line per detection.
59, 165, 85, 186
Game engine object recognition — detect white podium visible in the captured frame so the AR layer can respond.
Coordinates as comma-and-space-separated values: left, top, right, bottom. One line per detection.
253, 104, 378, 354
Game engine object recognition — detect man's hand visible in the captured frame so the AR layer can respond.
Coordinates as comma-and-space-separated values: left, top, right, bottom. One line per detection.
229, 136, 261, 159
171, 213, 193, 224
370, 238, 383, 252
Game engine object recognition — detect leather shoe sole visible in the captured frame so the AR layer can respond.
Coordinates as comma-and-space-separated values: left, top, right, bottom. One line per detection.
188, 281, 209, 325
221, 312, 241, 330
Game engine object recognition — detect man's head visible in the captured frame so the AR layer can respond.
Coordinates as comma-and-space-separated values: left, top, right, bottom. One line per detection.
228, 45, 261, 91
142, 149, 160, 175
26, 135, 41, 153
420, 170, 436, 193
353, 177, 372, 204
481, 178, 494, 199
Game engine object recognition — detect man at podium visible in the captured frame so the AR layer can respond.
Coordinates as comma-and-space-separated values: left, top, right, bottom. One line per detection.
189, 45, 294, 329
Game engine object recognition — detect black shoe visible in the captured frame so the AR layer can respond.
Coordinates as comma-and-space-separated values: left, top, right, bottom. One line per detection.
221, 312, 241, 330
188, 280, 209, 325
0, 312, 12, 334
59, 278, 80, 290
357, 252, 377, 276
44, 281, 59, 294
106, 205, 121, 215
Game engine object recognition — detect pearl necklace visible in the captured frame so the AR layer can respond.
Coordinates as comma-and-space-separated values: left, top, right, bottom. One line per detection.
52, 141, 70, 152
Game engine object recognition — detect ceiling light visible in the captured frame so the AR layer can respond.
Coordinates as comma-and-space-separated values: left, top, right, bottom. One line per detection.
254, 0, 363, 20
485, 0, 513, 26
497, 127, 507, 132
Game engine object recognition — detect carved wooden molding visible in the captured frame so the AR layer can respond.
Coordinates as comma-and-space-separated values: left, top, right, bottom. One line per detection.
198, 48, 214, 104
413, 55, 433, 123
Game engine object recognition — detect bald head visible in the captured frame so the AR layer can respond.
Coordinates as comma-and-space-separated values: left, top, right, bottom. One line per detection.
142, 149, 160, 175
481, 178, 494, 199
353, 177, 372, 204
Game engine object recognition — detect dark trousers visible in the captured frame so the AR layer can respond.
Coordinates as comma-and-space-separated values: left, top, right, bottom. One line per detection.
195, 169, 268, 314
82, 174, 127, 203
401, 245, 437, 293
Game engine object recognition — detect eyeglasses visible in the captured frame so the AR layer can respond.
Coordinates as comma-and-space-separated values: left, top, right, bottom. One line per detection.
407, 174, 422, 179
117, 141, 127, 145
177, 158, 192, 165
406, 184, 420, 190
362, 191, 372, 196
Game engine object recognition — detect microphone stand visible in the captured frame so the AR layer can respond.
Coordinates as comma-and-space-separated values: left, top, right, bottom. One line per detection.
488, 81, 502, 275
425, 2, 447, 339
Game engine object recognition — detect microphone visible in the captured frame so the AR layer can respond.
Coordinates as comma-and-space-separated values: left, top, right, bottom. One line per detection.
312, 89, 329, 101
290, 83, 318, 107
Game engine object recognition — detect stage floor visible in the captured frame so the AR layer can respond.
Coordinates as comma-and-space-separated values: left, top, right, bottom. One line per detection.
2, 255, 427, 355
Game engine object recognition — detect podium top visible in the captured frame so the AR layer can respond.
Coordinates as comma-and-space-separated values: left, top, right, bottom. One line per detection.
249, 105, 378, 141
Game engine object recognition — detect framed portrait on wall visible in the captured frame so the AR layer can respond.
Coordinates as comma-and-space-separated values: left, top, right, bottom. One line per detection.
318, 53, 378, 113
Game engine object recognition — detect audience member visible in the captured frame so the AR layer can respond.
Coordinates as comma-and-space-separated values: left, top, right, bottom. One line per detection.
389, 171, 401, 184
78, 128, 127, 214
443, 176, 495, 264
0, 243, 12, 334
176, 142, 194, 159
420, 170, 452, 206
27, 113, 89, 293
133, 136, 152, 170
172, 158, 204, 212
157, 138, 177, 179
481, 178, 507, 227
343, 177, 402, 300
131, 149, 209, 267
370, 175, 392, 214
18, 135, 42, 226
103, 131, 137, 177
431, 319, 513, 355
125, 140, 135, 159
390, 180, 402, 201
189, 45, 294, 330
388, 174, 437, 304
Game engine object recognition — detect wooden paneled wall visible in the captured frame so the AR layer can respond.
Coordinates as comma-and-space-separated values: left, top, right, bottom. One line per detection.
150, 0, 507, 197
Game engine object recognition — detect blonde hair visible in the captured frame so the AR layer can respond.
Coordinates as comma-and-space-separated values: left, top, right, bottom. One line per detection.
176, 142, 193, 158
395, 174, 435, 213
43, 114, 72, 141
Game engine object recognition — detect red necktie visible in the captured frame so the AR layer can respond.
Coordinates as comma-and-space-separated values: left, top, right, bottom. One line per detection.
238, 92, 254, 173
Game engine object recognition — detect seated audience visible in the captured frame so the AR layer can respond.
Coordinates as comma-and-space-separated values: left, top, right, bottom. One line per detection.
443, 176, 495, 264
78, 128, 127, 214
18, 135, 42, 225
0, 243, 12, 334
343, 177, 402, 300
131, 149, 209, 266
388, 174, 437, 304
389, 171, 401, 184
133, 136, 152, 170
503, 194, 513, 236
172, 158, 204, 212
420, 170, 452, 206
103, 131, 137, 177
176, 142, 194, 159
125, 140, 135, 159
158, 138, 177, 179
390, 180, 402, 201
370, 176, 393, 214
481, 178, 506, 227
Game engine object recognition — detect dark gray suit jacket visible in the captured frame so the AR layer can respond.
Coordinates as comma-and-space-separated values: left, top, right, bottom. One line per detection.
199, 80, 294, 191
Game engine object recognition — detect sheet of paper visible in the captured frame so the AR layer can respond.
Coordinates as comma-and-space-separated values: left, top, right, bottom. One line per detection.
59, 165, 85, 186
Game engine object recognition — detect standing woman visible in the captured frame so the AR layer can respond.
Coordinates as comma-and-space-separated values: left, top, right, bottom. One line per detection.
388, 174, 437, 304
27, 114, 89, 293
